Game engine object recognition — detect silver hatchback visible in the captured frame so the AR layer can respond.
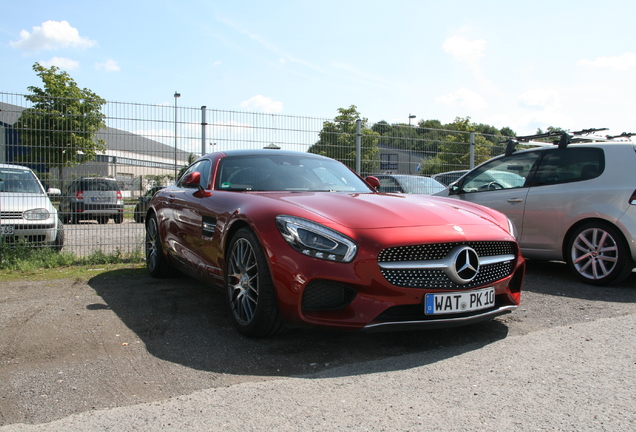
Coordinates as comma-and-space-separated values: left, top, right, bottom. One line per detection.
436, 139, 636, 285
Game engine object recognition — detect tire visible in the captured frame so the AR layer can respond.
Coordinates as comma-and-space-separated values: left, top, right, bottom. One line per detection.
566, 222, 634, 286
114, 213, 124, 224
225, 228, 286, 337
145, 213, 172, 278
52, 218, 64, 252
97, 216, 109, 224
133, 204, 143, 223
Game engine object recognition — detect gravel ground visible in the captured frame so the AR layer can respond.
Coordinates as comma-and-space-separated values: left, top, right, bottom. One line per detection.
0, 260, 635, 431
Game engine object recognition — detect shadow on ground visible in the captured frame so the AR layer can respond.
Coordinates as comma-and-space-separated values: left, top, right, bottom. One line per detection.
522, 259, 636, 301
88, 270, 510, 378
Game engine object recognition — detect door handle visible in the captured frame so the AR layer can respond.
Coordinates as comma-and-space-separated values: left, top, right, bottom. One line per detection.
507, 198, 524, 203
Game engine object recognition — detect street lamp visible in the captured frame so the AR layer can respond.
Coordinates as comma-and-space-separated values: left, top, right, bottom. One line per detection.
174, 91, 181, 180
408, 114, 416, 173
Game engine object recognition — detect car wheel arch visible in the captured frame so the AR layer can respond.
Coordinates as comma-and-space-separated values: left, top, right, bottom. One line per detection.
561, 217, 627, 259
563, 217, 634, 285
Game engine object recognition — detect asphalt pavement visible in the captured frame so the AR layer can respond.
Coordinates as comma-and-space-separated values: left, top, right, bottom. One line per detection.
1, 261, 635, 431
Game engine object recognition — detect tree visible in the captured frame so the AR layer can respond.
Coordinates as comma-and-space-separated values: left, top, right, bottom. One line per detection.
14, 63, 107, 190
419, 117, 500, 175
308, 105, 380, 175
177, 153, 197, 179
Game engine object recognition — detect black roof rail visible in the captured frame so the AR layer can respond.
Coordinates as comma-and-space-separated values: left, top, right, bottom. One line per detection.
606, 132, 636, 140
503, 128, 609, 156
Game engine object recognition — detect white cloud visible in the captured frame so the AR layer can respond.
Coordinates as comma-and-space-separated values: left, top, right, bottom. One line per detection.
442, 35, 486, 63
578, 52, 636, 72
436, 88, 488, 110
95, 59, 121, 72
10, 20, 96, 54
240, 95, 283, 113
518, 88, 562, 110
39, 57, 80, 70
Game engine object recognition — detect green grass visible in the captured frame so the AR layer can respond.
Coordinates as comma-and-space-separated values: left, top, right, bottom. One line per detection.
0, 242, 145, 281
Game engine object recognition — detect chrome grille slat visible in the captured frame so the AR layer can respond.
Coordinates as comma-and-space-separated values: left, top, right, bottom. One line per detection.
378, 241, 516, 289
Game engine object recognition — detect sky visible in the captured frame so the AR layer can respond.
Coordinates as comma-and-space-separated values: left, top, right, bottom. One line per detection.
1, 0, 636, 136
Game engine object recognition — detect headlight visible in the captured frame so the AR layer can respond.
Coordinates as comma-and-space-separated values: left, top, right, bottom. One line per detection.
507, 217, 519, 241
276, 215, 357, 262
24, 208, 50, 220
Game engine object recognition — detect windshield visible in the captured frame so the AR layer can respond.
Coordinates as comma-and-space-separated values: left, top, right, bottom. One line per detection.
397, 176, 446, 194
0, 168, 44, 194
216, 154, 373, 192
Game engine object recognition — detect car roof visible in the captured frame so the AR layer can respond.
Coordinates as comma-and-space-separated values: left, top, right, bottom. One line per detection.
215, 149, 332, 160
0, 163, 34, 171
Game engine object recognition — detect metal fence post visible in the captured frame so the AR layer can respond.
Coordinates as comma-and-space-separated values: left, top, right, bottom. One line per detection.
201, 106, 207, 157
470, 131, 475, 169
356, 119, 361, 174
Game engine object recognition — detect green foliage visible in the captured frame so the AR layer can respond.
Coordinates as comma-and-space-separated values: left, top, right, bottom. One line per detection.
177, 153, 197, 179
0, 241, 144, 272
308, 105, 380, 175
14, 63, 107, 189
372, 116, 517, 175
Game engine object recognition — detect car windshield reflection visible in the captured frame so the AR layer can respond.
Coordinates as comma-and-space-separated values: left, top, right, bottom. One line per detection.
216, 154, 372, 193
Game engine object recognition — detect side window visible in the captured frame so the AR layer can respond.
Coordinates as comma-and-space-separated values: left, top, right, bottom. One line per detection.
377, 176, 403, 193
460, 151, 541, 193
380, 153, 398, 171
178, 160, 211, 188
532, 148, 604, 186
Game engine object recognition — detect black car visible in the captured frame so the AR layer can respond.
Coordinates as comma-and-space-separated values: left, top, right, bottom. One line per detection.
134, 186, 165, 223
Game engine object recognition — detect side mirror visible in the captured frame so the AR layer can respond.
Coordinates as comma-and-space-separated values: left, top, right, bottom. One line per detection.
447, 182, 460, 195
47, 187, 61, 196
182, 172, 202, 189
365, 176, 380, 190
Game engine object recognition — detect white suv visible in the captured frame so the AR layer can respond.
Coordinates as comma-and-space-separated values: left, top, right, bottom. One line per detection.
436, 131, 636, 285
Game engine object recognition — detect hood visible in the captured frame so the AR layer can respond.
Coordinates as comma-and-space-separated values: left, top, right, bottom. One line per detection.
253, 192, 504, 230
0, 192, 57, 214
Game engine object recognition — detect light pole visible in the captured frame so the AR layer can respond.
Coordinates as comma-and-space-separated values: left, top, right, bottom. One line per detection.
174, 91, 181, 180
408, 114, 416, 174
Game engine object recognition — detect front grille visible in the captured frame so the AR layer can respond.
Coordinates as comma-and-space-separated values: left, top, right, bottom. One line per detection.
302, 280, 357, 311
378, 241, 516, 290
2, 234, 48, 243
0, 211, 23, 219
378, 241, 515, 262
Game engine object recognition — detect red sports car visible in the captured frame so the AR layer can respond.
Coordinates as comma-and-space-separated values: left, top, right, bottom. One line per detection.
145, 149, 525, 337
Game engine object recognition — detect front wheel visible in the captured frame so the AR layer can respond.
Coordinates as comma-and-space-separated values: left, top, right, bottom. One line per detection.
566, 222, 634, 285
52, 218, 64, 252
225, 228, 285, 337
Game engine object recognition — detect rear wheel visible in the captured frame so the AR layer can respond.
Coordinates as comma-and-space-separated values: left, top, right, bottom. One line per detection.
225, 228, 285, 337
114, 213, 124, 224
567, 222, 634, 285
145, 213, 172, 278
97, 215, 109, 224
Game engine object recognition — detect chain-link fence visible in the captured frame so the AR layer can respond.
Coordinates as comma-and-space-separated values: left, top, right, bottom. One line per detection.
1, 92, 510, 258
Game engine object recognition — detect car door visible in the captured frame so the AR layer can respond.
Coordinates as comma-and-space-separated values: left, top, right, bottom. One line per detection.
449, 150, 543, 242
168, 159, 212, 271
520, 147, 605, 258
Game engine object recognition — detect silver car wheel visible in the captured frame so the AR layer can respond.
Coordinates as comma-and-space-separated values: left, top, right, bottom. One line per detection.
227, 238, 259, 325
571, 227, 619, 280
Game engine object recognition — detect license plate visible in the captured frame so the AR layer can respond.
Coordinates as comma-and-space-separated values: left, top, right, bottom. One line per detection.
1, 225, 15, 236
425, 287, 495, 315
91, 196, 109, 202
